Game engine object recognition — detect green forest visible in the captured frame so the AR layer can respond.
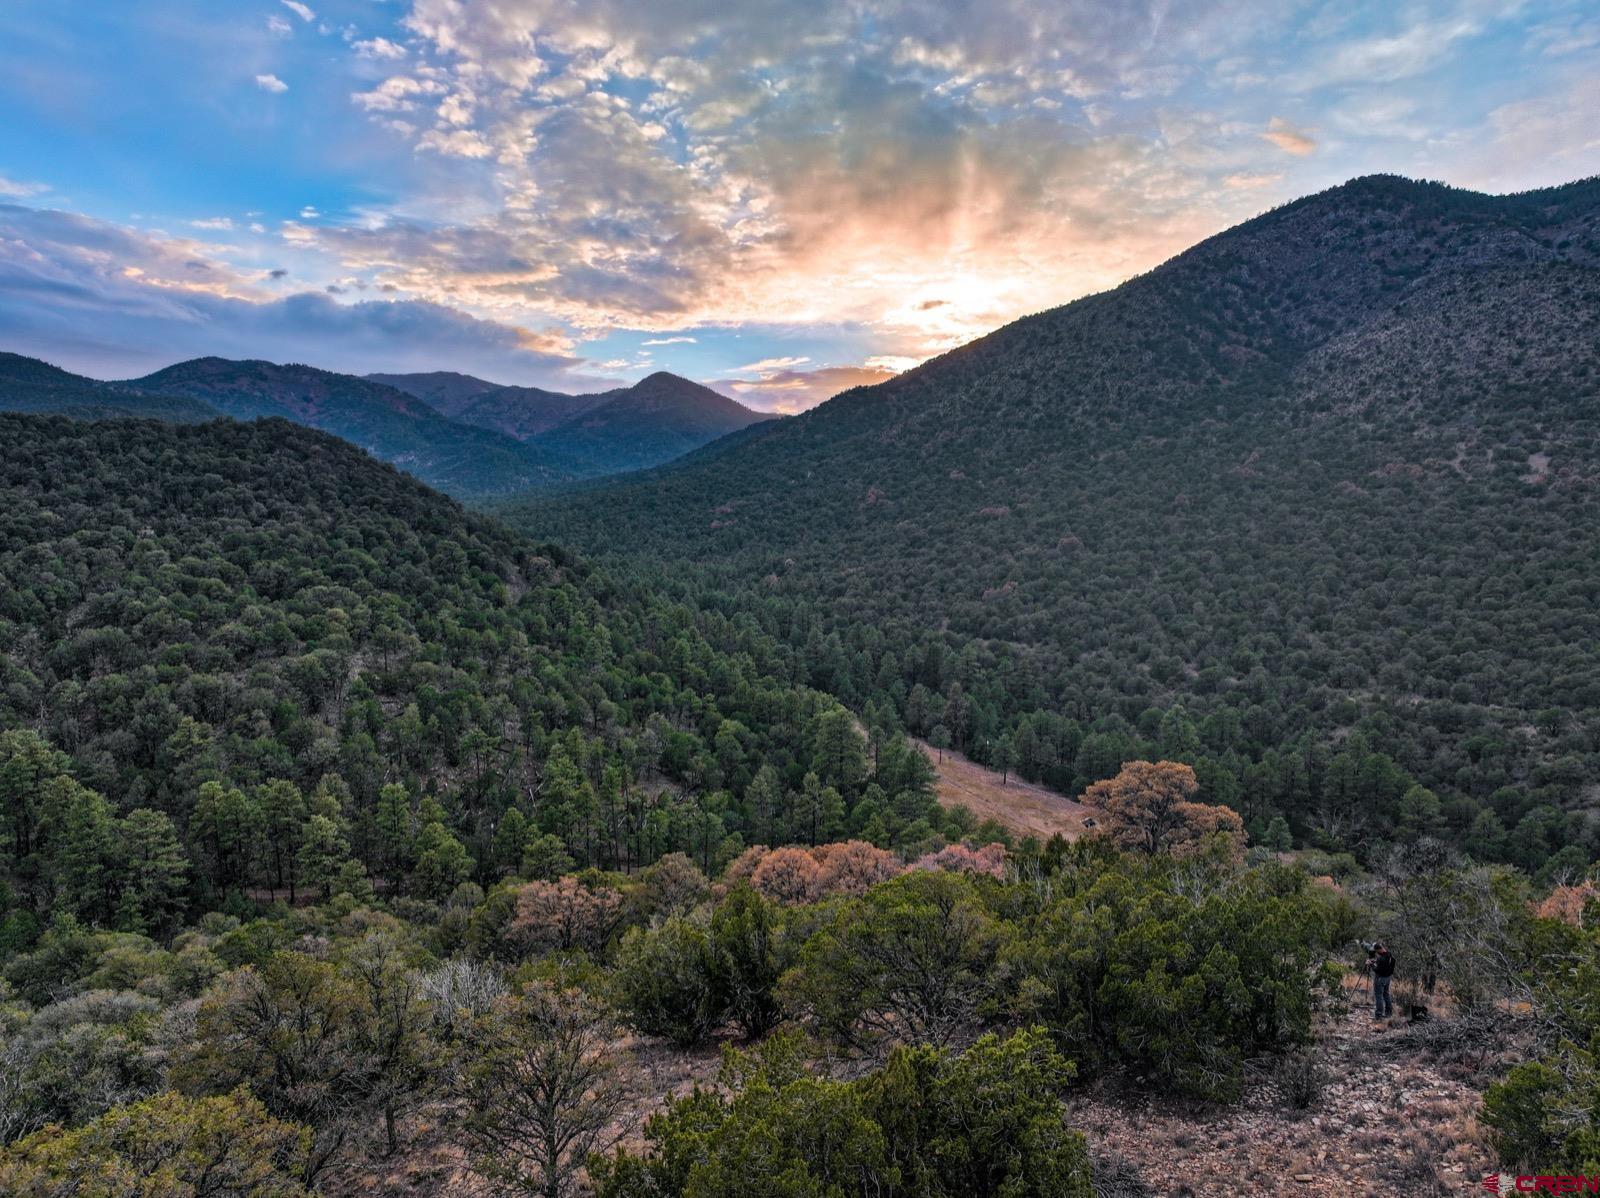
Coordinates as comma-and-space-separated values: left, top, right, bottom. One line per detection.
509, 177, 1600, 884
4, 178, 1600, 1196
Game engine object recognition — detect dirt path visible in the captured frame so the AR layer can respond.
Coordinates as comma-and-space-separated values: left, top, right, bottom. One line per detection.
912, 736, 1093, 841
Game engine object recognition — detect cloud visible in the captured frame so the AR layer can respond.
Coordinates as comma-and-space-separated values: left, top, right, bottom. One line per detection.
354, 37, 407, 59
255, 74, 290, 94
1457, 75, 1600, 191
416, 128, 493, 158
313, 0, 1262, 364
0, 176, 48, 199
735, 355, 810, 373
642, 336, 695, 345
1223, 172, 1282, 189
280, 0, 315, 22
189, 216, 235, 230
713, 363, 898, 413
15, 0, 1596, 390
1299, 14, 1483, 88
0, 202, 595, 385
353, 75, 444, 112
1261, 116, 1315, 156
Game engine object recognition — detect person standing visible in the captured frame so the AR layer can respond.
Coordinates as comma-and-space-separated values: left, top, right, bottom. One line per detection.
1368, 942, 1395, 1021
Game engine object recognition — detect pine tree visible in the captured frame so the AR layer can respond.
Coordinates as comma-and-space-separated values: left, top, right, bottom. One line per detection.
811, 708, 867, 795
116, 808, 189, 934
744, 765, 782, 846
191, 781, 260, 894
257, 780, 308, 901
794, 773, 825, 845
37, 779, 116, 923
375, 783, 413, 886
297, 813, 350, 900
492, 807, 529, 877
412, 820, 473, 900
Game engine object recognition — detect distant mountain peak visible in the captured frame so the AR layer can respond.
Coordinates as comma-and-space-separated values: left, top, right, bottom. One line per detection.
369, 365, 767, 476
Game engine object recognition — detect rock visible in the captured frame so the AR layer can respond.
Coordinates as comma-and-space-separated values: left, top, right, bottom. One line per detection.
1294, 1174, 1316, 1183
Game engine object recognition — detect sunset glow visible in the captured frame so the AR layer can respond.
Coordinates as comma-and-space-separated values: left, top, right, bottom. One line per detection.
3, 0, 1597, 408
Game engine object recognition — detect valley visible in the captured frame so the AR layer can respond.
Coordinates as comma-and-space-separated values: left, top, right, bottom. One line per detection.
2, 173, 1599, 1197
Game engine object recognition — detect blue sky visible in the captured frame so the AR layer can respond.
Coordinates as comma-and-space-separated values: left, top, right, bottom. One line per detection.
2, 0, 1597, 410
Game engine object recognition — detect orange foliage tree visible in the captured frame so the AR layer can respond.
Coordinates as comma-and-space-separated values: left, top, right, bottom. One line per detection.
750, 846, 823, 904
510, 877, 622, 952
813, 840, 903, 896
1083, 761, 1246, 860
1535, 879, 1599, 927
913, 842, 1007, 879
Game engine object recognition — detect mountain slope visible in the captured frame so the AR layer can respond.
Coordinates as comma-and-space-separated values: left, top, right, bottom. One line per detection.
534, 371, 773, 475
372, 368, 771, 474
128, 357, 575, 498
507, 174, 1600, 859
456, 384, 612, 440
365, 369, 504, 414
0, 410, 849, 899
0, 351, 219, 422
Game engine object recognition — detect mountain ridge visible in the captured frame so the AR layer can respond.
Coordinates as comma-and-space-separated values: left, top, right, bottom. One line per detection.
375, 365, 773, 474
125, 356, 572, 498
504, 172, 1600, 857
0, 351, 221, 423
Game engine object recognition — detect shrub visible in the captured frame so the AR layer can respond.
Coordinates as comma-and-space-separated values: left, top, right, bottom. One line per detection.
1276, 1047, 1327, 1111
611, 916, 722, 1047
1007, 852, 1322, 1099
786, 870, 1006, 1049
0, 1088, 310, 1197
707, 882, 792, 1039
591, 1027, 1091, 1198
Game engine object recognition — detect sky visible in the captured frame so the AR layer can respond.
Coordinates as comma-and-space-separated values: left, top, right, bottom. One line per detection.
1, 1, 1597, 412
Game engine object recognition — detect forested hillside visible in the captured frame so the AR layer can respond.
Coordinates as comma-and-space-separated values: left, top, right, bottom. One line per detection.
509, 175, 1600, 876
127, 358, 576, 498
0, 413, 987, 940
0, 352, 218, 423
378, 368, 772, 475
531, 372, 772, 476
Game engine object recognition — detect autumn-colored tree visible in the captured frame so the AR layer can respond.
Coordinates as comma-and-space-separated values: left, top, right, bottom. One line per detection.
721, 844, 770, 889
749, 846, 822, 905
812, 840, 902, 897
1535, 880, 1599, 928
509, 877, 622, 953
634, 851, 709, 918
913, 842, 1007, 879
1084, 761, 1245, 860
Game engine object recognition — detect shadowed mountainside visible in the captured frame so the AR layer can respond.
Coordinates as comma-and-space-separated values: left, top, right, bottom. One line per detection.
505, 174, 1600, 853
377, 367, 772, 475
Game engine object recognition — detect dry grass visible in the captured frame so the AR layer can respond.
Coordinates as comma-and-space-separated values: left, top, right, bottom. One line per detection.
912, 737, 1092, 840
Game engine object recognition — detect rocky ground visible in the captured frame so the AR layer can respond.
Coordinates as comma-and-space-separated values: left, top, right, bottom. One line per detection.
1070, 975, 1501, 1197
342, 974, 1507, 1196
